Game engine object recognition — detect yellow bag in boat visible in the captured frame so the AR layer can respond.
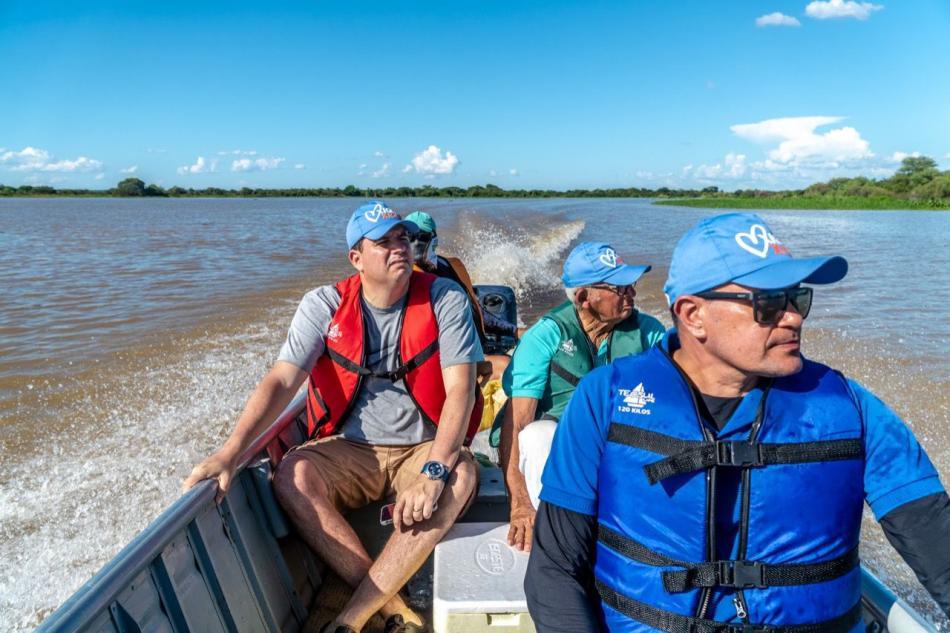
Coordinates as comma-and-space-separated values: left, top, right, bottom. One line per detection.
480, 379, 506, 432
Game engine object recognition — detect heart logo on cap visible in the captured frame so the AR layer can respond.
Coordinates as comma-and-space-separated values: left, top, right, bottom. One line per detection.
599, 248, 618, 268
734, 224, 775, 259
363, 203, 386, 223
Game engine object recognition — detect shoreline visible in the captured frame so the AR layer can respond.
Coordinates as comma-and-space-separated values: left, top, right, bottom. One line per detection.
3, 193, 948, 211
655, 196, 950, 211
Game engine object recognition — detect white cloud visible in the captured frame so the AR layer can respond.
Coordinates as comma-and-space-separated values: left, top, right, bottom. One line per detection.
95, 173, 106, 180
177, 156, 217, 174
488, 169, 498, 177
1, 146, 103, 173
509, 168, 519, 176
404, 145, 460, 176
218, 149, 258, 156
694, 153, 748, 180
294, 163, 306, 170
756, 12, 802, 27
372, 163, 391, 178
373, 150, 386, 158
120, 165, 139, 174
889, 151, 920, 163
231, 157, 285, 172
686, 116, 885, 186
805, 0, 883, 20
730, 116, 872, 166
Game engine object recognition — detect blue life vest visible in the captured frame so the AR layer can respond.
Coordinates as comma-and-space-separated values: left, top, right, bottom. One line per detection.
594, 343, 866, 633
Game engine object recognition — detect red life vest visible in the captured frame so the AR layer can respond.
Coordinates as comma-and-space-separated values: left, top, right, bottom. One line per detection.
306, 270, 483, 445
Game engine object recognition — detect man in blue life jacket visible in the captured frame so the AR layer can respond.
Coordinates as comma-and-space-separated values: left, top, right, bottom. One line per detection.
525, 213, 950, 632
498, 241, 666, 552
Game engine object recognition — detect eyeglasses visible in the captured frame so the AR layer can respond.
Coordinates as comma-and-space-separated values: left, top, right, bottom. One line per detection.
589, 283, 636, 296
694, 287, 813, 324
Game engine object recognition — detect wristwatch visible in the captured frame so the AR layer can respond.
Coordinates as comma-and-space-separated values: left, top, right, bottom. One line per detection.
420, 460, 451, 482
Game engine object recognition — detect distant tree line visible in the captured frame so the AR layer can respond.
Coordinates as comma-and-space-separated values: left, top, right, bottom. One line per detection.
694, 156, 950, 204
3, 157, 946, 202
0, 177, 719, 199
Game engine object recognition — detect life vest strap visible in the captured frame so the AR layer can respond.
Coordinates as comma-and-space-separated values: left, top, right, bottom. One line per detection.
595, 579, 862, 633
549, 360, 582, 387
327, 339, 440, 382
598, 525, 859, 593
607, 424, 864, 484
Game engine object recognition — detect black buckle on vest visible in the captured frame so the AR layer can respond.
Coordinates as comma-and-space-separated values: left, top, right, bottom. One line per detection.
718, 560, 766, 588
726, 625, 772, 633
374, 366, 409, 382
715, 441, 763, 467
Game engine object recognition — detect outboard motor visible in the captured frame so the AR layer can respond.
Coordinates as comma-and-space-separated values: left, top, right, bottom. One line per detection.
474, 284, 518, 355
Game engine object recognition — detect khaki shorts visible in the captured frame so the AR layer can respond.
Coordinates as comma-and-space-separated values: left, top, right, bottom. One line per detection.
286, 436, 478, 512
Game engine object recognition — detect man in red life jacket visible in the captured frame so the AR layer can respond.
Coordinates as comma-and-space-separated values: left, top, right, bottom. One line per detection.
184, 201, 484, 633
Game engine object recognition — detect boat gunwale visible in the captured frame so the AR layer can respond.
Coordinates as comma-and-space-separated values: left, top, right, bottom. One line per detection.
36, 392, 308, 632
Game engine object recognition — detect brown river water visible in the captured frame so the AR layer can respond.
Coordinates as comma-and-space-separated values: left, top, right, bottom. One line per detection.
0, 198, 948, 630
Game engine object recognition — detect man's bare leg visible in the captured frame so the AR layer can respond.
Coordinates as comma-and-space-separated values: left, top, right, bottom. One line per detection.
335, 458, 478, 630
273, 455, 416, 623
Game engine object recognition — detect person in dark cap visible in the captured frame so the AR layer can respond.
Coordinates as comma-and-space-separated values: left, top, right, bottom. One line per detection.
404, 210, 517, 383
525, 212, 950, 632
185, 201, 484, 633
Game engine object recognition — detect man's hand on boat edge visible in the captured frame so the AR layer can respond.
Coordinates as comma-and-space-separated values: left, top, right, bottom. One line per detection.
182, 363, 307, 504
182, 449, 239, 504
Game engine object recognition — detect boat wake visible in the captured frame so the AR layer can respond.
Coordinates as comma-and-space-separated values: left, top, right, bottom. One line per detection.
0, 304, 294, 631
448, 213, 586, 321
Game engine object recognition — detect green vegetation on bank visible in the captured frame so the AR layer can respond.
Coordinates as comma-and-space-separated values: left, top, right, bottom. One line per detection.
0, 179, 705, 199
658, 196, 948, 210
658, 156, 950, 210
4, 156, 949, 208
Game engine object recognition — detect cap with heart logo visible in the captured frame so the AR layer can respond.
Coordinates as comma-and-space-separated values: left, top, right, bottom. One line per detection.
345, 200, 418, 250
561, 242, 651, 289
663, 212, 848, 305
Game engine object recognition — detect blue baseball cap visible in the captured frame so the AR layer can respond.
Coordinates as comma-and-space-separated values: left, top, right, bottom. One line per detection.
664, 212, 848, 305
562, 242, 651, 289
345, 200, 418, 250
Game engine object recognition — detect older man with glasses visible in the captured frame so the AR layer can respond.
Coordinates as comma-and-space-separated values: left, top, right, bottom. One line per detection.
525, 212, 950, 632
497, 241, 666, 552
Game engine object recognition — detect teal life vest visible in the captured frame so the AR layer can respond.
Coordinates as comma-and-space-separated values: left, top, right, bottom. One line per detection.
537, 301, 646, 421
594, 343, 865, 632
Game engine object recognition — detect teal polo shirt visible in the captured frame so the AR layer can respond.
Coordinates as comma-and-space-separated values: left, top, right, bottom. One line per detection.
502, 313, 666, 399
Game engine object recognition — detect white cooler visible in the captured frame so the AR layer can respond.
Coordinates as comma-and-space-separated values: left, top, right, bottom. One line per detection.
433, 522, 536, 633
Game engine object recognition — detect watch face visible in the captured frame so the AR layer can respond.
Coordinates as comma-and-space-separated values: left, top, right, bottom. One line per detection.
424, 461, 447, 480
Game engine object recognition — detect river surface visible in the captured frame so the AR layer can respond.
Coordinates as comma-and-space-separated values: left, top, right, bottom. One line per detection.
1, 198, 948, 630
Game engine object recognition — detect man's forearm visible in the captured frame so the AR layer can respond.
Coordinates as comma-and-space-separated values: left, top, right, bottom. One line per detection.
525, 501, 602, 632
499, 397, 538, 509
427, 363, 476, 469
220, 364, 305, 460
881, 491, 950, 616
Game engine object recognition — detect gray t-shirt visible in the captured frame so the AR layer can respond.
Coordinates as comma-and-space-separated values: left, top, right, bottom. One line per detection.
278, 277, 484, 445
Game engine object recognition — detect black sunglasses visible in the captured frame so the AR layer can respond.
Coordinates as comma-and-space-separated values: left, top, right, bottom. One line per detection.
589, 283, 636, 296
408, 231, 436, 243
694, 287, 813, 324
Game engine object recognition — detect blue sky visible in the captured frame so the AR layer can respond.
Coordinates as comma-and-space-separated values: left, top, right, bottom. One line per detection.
2, 0, 949, 190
